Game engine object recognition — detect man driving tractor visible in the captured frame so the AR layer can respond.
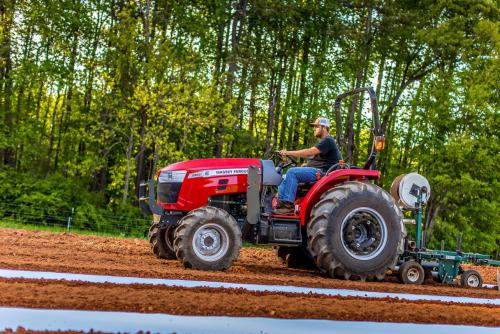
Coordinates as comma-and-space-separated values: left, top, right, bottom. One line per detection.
274, 117, 342, 214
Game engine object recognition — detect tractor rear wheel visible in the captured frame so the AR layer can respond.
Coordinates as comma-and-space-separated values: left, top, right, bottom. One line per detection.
275, 246, 317, 269
308, 181, 404, 281
173, 206, 242, 271
148, 222, 176, 260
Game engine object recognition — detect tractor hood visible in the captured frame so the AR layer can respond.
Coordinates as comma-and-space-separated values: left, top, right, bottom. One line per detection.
158, 158, 261, 174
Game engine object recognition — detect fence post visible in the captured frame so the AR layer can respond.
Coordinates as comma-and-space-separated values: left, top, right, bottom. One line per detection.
67, 207, 74, 231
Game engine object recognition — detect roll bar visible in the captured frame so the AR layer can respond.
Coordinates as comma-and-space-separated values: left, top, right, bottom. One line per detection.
333, 86, 384, 170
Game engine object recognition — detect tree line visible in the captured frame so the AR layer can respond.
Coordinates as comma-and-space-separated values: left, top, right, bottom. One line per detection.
0, 0, 498, 254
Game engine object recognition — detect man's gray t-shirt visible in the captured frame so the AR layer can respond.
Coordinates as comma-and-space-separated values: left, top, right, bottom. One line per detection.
306, 136, 342, 172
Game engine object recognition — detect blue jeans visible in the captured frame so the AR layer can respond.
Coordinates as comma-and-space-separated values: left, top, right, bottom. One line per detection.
278, 167, 324, 203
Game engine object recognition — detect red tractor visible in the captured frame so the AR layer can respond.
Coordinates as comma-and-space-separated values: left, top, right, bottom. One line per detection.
140, 87, 406, 281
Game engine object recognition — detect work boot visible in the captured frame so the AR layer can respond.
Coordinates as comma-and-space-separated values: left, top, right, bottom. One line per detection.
273, 201, 295, 214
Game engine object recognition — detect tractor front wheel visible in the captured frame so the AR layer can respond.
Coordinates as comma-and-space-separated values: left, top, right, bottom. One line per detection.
157, 225, 177, 259
174, 206, 242, 271
308, 181, 404, 281
148, 222, 176, 260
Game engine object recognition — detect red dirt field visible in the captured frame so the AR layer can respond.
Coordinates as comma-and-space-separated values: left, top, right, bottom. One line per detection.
0, 278, 499, 327
0, 228, 497, 298
0, 228, 499, 329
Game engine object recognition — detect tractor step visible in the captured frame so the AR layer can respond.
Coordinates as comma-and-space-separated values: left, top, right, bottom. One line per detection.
270, 213, 300, 219
256, 214, 302, 245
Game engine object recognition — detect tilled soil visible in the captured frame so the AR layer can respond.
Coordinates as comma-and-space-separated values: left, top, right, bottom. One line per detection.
0, 228, 499, 329
1, 278, 499, 327
0, 228, 497, 299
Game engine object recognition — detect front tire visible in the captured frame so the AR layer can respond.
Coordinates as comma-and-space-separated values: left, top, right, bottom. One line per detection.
174, 206, 242, 271
148, 223, 176, 260
157, 225, 177, 259
308, 181, 404, 281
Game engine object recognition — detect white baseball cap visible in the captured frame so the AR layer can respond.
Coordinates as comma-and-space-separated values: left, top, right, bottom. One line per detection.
310, 117, 330, 128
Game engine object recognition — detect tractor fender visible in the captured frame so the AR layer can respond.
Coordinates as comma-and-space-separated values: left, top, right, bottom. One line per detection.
299, 169, 380, 225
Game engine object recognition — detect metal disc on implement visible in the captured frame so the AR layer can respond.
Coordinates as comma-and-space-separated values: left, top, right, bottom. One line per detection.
391, 173, 430, 210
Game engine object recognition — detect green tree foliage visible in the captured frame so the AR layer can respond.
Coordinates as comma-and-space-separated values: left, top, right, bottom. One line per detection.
0, 0, 498, 253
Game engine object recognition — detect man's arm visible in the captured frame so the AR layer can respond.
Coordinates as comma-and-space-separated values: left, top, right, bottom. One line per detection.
279, 147, 320, 158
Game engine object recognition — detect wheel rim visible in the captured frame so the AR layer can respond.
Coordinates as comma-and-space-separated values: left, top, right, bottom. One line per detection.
407, 267, 420, 283
192, 223, 229, 262
466, 274, 480, 287
340, 207, 387, 260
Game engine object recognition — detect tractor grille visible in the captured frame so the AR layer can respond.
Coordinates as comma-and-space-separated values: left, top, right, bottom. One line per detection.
157, 182, 182, 203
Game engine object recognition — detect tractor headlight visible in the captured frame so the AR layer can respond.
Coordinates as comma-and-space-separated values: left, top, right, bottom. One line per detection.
158, 170, 187, 183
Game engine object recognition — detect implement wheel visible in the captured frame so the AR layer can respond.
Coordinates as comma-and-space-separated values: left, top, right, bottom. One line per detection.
174, 206, 242, 271
148, 222, 176, 260
308, 181, 404, 281
461, 269, 483, 288
398, 261, 425, 285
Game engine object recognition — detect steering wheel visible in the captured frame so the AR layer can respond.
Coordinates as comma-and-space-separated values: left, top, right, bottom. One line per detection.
273, 151, 298, 173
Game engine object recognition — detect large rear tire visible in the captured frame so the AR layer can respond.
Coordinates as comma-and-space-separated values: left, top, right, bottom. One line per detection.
307, 181, 404, 281
148, 223, 176, 260
174, 206, 242, 271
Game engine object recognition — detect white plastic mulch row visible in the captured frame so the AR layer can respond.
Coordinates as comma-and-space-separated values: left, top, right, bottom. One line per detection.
0, 268, 498, 306
1, 307, 498, 334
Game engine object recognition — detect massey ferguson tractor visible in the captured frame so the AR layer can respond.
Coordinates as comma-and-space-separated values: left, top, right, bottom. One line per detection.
140, 87, 406, 281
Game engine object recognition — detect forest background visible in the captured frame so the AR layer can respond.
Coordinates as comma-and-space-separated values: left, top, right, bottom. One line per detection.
0, 0, 498, 255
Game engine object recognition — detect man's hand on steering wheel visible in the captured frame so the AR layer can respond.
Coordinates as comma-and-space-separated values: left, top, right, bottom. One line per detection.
275, 150, 298, 169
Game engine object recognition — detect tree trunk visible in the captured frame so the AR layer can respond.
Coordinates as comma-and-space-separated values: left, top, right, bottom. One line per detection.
346, 7, 372, 164
247, 27, 262, 144
55, 32, 78, 171
265, 68, 277, 152
46, 92, 62, 177
292, 34, 310, 147
214, 0, 228, 81
0, 0, 16, 167
401, 81, 424, 168
280, 35, 297, 148
214, 0, 248, 157
135, 105, 148, 199
123, 120, 135, 204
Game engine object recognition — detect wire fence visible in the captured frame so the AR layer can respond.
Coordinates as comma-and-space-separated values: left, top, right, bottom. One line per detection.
0, 201, 151, 238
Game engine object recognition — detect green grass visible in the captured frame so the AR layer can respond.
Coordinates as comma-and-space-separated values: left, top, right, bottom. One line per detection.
0, 219, 147, 239
242, 242, 272, 249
